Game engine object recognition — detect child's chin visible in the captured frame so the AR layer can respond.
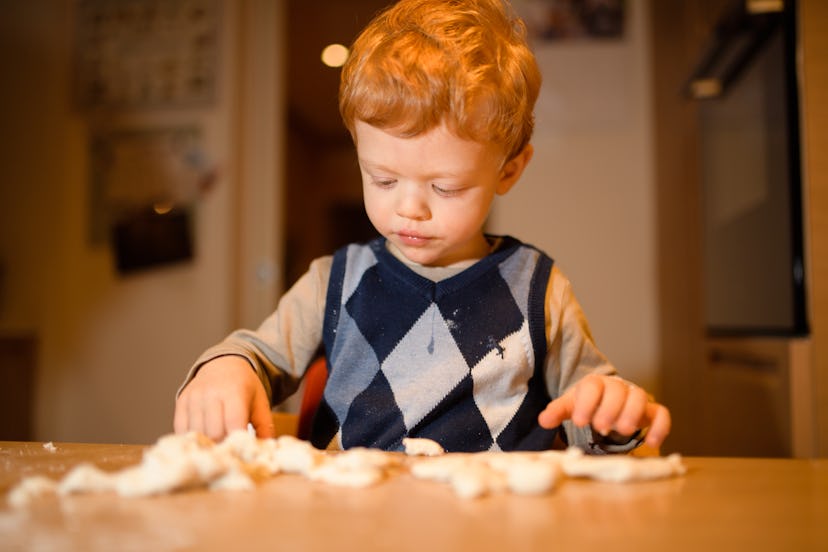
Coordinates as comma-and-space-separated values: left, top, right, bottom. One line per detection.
396, 245, 442, 266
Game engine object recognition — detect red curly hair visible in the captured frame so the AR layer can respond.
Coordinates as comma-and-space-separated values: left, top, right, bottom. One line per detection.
339, 0, 541, 162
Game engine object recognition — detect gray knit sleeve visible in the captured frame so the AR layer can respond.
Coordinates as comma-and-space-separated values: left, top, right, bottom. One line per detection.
177, 256, 332, 406
544, 267, 641, 454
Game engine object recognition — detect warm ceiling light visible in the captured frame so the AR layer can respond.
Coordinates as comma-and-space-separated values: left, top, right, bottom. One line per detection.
321, 43, 349, 68
747, 0, 783, 13
153, 201, 174, 215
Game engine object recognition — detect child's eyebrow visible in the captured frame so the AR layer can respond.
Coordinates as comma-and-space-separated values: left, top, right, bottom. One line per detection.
357, 159, 402, 178
357, 157, 389, 171
358, 158, 466, 180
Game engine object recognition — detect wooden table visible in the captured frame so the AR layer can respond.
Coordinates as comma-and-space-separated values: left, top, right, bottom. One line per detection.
1, 441, 826, 551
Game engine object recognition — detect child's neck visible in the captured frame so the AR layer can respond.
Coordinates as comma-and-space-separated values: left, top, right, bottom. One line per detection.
386, 236, 499, 273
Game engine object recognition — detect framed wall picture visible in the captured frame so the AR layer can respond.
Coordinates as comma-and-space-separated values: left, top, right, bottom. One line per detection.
87, 126, 214, 274
74, 0, 219, 109
514, 0, 626, 41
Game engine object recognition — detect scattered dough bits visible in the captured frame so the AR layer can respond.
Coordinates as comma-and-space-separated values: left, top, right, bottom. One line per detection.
408, 448, 687, 499
6, 434, 686, 507
5, 432, 398, 507
410, 452, 561, 499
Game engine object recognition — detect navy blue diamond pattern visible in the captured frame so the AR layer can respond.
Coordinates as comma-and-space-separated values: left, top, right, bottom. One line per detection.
436, 269, 524, 368
495, 368, 558, 451
345, 264, 432, 364
341, 370, 408, 450
410, 373, 494, 452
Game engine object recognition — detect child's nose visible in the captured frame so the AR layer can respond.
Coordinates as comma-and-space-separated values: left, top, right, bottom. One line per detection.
396, 187, 431, 221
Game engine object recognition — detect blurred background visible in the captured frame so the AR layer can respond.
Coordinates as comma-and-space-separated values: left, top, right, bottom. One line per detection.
0, 0, 825, 458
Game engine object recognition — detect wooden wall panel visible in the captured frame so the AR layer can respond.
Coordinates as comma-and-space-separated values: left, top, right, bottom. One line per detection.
651, 0, 827, 456
799, 0, 828, 456
649, 0, 713, 455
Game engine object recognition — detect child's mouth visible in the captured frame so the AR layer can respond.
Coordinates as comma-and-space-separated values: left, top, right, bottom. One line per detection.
397, 232, 430, 246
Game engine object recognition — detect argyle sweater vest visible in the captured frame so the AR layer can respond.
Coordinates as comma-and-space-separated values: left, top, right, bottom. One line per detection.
310, 236, 558, 452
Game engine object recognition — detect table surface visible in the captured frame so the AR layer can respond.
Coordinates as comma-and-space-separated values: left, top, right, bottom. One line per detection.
1, 441, 827, 552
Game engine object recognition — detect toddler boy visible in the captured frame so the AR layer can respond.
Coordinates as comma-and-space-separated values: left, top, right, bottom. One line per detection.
174, 0, 670, 453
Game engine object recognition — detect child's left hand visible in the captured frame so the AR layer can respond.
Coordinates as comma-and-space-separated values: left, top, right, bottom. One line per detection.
537, 373, 671, 449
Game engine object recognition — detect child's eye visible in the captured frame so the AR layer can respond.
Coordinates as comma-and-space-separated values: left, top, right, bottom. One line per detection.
372, 178, 396, 188
432, 184, 462, 197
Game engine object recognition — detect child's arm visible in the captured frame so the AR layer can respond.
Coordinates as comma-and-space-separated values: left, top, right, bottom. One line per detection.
537, 373, 671, 449
174, 355, 274, 441
173, 256, 332, 442
542, 267, 671, 451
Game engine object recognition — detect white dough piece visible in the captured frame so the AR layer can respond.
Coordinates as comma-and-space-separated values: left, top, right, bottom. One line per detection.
500, 457, 561, 495
561, 448, 687, 482
409, 454, 471, 483
216, 430, 287, 476
270, 435, 325, 475
148, 432, 235, 481
410, 455, 499, 498
42, 442, 57, 453
308, 462, 385, 488
450, 465, 493, 499
114, 461, 200, 498
331, 447, 402, 470
58, 463, 116, 495
410, 452, 559, 498
7, 476, 58, 507
217, 429, 265, 463
114, 432, 240, 497
402, 437, 445, 457
306, 447, 401, 488
208, 467, 256, 492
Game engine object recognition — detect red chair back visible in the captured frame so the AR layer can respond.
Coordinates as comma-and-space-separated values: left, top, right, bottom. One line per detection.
297, 357, 328, 440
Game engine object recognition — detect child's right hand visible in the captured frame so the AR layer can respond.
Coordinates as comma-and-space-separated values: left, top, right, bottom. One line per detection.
173, 356, 275, 441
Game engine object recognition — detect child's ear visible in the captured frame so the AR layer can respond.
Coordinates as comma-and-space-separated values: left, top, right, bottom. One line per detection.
496, 144, 534, 195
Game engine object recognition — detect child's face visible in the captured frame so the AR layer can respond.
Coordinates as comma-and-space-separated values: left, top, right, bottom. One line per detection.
355, 121, 523, 267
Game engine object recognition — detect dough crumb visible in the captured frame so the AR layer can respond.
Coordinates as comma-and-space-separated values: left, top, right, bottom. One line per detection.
402, 437, 445, 457
209, 467, 256, 492
561, 447, 687, 482
409, 451, 561, 498
58, 463, 116, 495
7, 476, 58, 508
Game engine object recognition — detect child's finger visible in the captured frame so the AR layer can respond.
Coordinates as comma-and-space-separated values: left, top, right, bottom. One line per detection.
537, 374, 605, 429
184, 393, 207, 437
173, 397, 189, 434
568, 374, 605, 427
203, 398, 227, 442
590, 379, 629, 435
613, 384, 650, 436
223, 396, 252, 436
249, 392, 276, 439
643, 403, 672, 447
537, 393, 575, 429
